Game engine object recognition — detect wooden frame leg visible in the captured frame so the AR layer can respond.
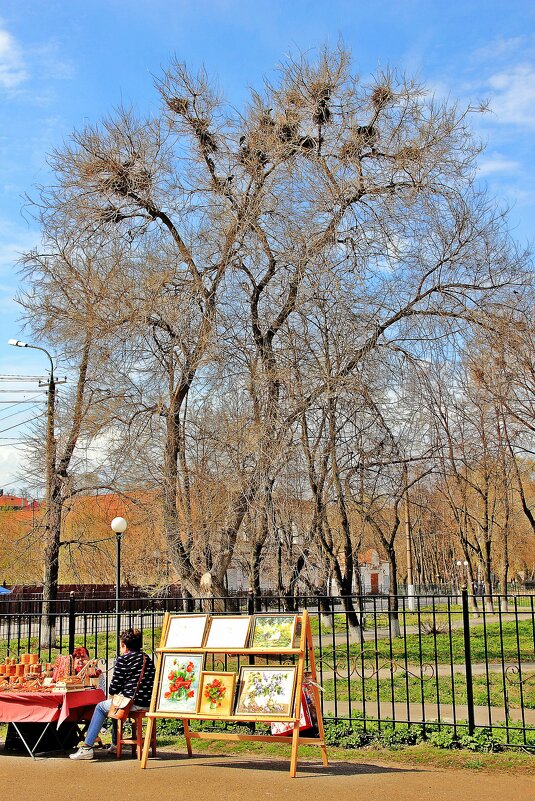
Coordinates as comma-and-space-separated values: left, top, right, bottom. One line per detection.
183, 719, 193, 757
140, 717, 154, 769
289, 720, 300, 778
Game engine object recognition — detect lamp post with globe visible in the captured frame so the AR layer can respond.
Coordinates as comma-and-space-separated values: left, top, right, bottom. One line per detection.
111, 516, 128, 654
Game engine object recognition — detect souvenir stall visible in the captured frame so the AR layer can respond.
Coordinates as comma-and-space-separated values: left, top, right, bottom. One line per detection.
0, 650, 105, 757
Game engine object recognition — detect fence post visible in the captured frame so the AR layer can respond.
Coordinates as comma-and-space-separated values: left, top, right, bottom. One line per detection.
461, 585, 475, 735
247, 587, 255, 616
68, 591, 76, 655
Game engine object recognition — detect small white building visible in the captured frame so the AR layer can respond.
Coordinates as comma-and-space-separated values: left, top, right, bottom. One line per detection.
356, 548, 390, 595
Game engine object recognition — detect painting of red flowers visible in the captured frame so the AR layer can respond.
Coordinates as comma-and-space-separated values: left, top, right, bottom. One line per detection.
198, 671, 236, 717
156, 654, 204, 713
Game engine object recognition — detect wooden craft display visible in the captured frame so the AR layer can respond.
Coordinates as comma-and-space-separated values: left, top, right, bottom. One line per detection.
140, 609, 328, 777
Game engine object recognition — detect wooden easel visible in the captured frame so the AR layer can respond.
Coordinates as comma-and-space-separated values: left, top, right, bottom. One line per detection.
140, 609, 328, 777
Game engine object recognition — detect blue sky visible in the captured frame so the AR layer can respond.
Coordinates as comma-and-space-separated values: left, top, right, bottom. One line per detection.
0, 0, 534, 489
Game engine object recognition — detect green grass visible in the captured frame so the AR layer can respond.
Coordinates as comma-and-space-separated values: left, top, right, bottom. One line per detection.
319, 620, 535, 665
308, 605, 464, 635
322, 672, 535, 709
2, 618, 533, 668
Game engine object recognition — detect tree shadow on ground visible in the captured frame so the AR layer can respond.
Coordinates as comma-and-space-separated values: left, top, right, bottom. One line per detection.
142, 752, 422, 776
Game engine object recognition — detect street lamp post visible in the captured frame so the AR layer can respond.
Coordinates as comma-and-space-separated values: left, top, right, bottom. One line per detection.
9, 339, 56, 515
111, 516, 127, 655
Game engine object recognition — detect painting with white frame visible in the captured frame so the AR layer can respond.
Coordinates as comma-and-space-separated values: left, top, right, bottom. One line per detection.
204, 615, 252, 649
164, 614, 209, 648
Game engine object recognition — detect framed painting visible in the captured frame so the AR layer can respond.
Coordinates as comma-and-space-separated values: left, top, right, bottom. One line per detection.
204, 615, 252, 650
251, 614, 297, 648
163, 614, 209, 649
198, 671, 237, 717
234, 666, 297, 718
156, 653, 204, 714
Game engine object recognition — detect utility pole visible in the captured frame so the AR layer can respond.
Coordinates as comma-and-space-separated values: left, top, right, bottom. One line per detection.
8, 339, 65, 644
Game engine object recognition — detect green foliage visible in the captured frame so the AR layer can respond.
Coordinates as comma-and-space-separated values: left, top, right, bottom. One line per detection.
320, 715, 535, 753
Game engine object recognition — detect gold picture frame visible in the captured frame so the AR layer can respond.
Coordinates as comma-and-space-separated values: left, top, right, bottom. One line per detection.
198, 671, 237, 717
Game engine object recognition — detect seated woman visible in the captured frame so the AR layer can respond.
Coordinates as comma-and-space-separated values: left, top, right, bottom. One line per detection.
70, 627, 156, 760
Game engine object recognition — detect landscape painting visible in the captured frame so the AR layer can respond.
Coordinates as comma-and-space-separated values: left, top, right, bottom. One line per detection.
251, 615, 297, 648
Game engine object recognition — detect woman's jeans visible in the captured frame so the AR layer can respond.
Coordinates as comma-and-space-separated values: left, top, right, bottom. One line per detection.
84, 700, 146, 747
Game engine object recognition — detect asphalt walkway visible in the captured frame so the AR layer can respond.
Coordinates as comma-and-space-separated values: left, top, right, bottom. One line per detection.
1, 749, 535, 801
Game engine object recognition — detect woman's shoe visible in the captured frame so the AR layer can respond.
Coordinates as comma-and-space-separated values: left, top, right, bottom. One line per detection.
69, 745, 94, 760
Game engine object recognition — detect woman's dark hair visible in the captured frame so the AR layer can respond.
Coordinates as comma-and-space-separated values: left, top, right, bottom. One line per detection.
120, 628, 143, 651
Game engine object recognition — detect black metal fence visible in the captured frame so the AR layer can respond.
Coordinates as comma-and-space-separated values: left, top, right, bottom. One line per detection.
1, 590, 534, 748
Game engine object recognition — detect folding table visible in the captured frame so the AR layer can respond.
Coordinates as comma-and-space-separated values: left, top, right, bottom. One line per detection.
0, 688, 105, 758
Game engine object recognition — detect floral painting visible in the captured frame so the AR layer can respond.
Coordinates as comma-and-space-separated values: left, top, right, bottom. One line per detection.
235, 666, 296, 718
156, 653, 204, 714
251, 615, 297, 648
198, 671, 236, 717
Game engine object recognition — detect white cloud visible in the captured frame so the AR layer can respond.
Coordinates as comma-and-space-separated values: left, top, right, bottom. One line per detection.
477, 152, 520, 177
0, 22, 73, 101
487, 63, 535, 128
0, 26, 28, 89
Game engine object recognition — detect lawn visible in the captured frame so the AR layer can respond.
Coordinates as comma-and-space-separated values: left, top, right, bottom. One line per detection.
319, 620, 535, 665
322, 671, 535, 709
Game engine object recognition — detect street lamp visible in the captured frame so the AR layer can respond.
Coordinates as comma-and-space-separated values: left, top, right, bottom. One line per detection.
111, 516, 127, 654
9, 339, 56, 512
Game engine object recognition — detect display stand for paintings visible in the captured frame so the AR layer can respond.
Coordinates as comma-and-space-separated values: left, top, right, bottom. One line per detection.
140, 609, 328, 777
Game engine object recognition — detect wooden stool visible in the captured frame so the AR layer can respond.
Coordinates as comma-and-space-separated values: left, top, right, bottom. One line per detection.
116, 710, 156, 759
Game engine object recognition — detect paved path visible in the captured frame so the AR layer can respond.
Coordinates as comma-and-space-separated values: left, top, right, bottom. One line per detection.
1, 749, 534, 801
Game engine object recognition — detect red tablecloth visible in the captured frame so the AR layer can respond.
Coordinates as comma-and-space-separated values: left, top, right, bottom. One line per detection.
0, 688, 105, 728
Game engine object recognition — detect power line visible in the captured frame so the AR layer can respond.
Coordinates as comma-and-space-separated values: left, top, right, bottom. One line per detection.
0, 414, 46, 436
0, 398, 44, 407
0, 375, 49, 381
0, 407, 41, 425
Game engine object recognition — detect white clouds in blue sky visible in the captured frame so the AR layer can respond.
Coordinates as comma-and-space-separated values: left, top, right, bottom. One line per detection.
0, 22, 27, 89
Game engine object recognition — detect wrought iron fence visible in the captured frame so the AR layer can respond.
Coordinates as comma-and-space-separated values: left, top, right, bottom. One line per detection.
1, 590, 534, 747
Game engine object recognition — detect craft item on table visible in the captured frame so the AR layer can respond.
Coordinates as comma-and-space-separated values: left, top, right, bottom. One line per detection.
72, 646, 90, 675
52, 654, 73, 683
76, 658, 103, 687
52, 677, 85, 692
